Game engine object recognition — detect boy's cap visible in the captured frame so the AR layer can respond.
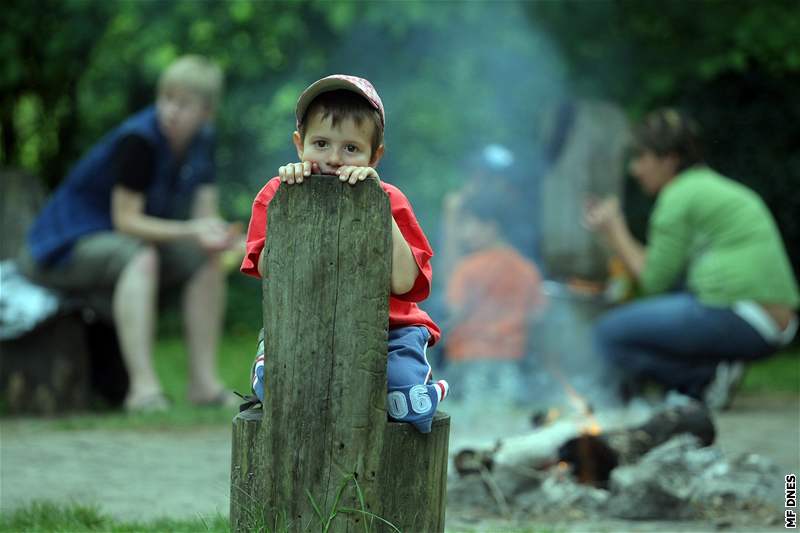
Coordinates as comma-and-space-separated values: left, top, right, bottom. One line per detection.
295, 75, 385, 131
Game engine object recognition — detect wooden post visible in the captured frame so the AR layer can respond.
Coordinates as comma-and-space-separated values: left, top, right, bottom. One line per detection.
230, 176, 450, 532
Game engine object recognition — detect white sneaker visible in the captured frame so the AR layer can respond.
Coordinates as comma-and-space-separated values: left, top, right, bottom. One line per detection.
703, 361, 745, 411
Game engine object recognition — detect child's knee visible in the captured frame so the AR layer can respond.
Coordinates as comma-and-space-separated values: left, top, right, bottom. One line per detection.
387, 381, 448, 434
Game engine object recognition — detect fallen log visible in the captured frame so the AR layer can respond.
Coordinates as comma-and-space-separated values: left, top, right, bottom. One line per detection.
455, 400, 716, 490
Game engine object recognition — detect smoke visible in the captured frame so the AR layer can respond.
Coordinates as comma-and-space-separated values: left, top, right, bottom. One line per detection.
315, 2, 626, 428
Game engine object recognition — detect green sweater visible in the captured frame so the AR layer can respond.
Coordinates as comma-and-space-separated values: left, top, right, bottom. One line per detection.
642, 166, 799, 308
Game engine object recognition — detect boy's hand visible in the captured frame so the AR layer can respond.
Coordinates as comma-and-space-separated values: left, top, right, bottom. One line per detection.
278, 161, 321, 185
337, 166, 379, 186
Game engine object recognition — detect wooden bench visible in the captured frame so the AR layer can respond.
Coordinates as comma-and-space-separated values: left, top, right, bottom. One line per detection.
229, 176, 450, 532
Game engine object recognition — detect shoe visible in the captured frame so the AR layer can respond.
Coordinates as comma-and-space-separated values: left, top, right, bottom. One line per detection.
703, 361, 745, 411
251, 353, 265, 402
125, 393, 171, 413
250, 330, 266, 402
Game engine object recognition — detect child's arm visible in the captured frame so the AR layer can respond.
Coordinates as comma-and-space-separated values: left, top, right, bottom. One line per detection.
336, 165, 422, 295
241, 178, 281, 279
391, 217, 420, 295
257, 248, 265, 277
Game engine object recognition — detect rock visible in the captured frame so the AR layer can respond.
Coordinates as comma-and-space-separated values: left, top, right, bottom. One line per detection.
517, 476, 609, 517
607, 435, 710, 519
690, 452, 782, 511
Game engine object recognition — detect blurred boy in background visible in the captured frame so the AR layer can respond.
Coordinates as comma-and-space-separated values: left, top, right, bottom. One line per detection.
444, 187, 546, 405
20, 55, 240, 412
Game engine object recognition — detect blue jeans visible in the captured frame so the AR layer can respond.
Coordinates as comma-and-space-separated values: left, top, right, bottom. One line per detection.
252, 325, 445, 434
594, 293, 776, 400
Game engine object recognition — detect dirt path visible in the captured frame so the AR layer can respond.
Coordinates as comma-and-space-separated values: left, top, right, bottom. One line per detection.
1, 394, 797, 530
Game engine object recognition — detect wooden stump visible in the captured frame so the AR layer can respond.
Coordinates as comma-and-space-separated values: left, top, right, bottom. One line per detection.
231, 409, 451, 532
230, 176, 450, 532
378, 414, 450, 532
0, 314, 90, 414
0, 168, 128, 414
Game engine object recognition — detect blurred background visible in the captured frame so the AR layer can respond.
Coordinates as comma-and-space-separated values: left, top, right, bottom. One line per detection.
2, 3, 799, 528
2, 0, 799, 335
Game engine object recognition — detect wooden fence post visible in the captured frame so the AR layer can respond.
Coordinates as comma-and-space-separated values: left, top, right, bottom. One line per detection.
230, 176, 449, 532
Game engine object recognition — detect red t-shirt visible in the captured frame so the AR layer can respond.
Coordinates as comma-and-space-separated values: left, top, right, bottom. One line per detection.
241, 177, 441, 345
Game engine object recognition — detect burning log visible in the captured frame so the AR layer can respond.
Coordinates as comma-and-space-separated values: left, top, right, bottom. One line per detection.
455, 399, 715, 491
557, 400, 715, 487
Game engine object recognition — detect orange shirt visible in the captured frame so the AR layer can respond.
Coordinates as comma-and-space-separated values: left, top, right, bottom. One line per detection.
446, 245, 544, 360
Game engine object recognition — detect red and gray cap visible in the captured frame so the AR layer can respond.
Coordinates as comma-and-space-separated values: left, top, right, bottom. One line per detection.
295, 74, 385, 131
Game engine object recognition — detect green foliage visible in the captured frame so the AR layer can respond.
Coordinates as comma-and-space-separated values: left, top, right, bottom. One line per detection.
2, 1, 567, 226
525, 0, 800, 110
526, 0, 800, 272
2, 0, 799, 317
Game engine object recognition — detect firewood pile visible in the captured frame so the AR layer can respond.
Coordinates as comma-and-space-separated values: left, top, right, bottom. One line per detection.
448, 398, 782, 523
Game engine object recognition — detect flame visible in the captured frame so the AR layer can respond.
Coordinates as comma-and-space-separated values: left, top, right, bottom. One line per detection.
546, 358, 603, 436
557, 461, 569, 471
585, 420, 602, 436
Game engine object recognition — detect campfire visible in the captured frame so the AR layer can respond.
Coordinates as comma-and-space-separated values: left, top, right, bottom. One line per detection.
446, 280, 782, 526
448, 396, 780, 524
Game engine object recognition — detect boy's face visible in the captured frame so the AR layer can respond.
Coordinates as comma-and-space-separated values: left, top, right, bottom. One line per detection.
156, 85, 212, 151
293, 110, 383, 175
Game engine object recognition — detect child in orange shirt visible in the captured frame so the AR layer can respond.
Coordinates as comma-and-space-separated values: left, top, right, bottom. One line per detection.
445, 189, 546, 401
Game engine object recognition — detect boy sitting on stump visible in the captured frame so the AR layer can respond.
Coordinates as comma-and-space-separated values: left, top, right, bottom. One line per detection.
240, 75, 448, 433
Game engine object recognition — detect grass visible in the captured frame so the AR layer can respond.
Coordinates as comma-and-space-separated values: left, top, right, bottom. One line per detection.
1, 502, 562, 533
739, 344, 799, 394
0, 473, 400, 533
47, 331, 256, 430
12, 332, 798, 431
0, 501, 228, 533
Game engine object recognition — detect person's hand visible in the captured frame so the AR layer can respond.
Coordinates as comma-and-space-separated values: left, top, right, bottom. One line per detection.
583, 196, 624, 236
336, 165, 379, 186
220, 223, 247, 272
278, 161, 321, 185
190, 217, 233, 252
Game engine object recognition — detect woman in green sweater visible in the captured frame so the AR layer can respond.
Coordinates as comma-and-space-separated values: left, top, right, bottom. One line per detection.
585, 108, 798, 407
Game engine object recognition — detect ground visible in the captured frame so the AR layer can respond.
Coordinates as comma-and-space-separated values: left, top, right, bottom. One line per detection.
1, 392, 797, 532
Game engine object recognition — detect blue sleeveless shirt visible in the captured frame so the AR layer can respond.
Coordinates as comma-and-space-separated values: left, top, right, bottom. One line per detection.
28, 106, 215, 266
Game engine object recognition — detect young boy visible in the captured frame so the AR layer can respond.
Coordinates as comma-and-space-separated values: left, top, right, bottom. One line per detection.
20, 55, 238, 412
444, 188, 546, 403
241, 75, 448, 433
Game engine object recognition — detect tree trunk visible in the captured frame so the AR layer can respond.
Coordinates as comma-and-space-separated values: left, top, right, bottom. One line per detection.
230, 176, 450, 532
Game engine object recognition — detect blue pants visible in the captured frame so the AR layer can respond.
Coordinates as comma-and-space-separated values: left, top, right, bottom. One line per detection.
593, 293, 775, 400
251, 325, 446, 433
